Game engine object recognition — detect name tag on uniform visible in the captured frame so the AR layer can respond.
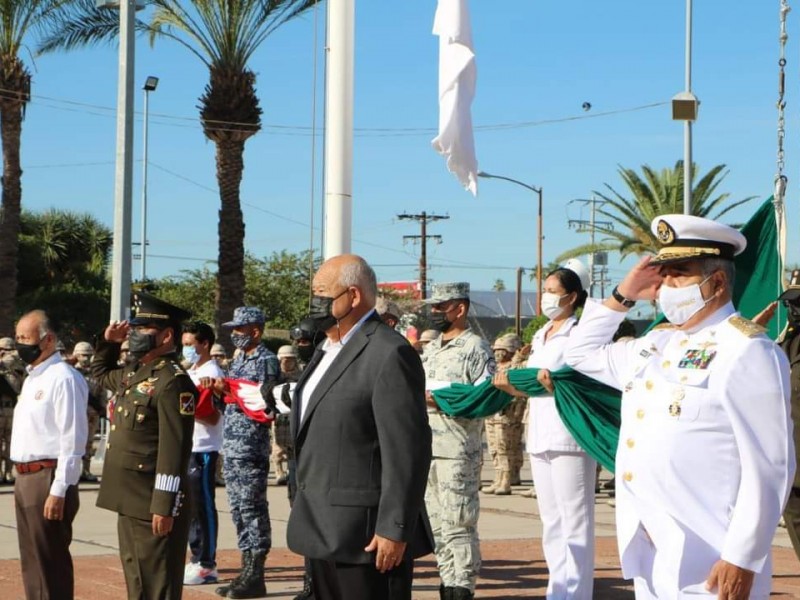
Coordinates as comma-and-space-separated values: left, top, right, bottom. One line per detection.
678, 349, 716, 369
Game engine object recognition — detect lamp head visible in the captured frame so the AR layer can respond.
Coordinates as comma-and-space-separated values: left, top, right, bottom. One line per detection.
143, 76, 159, 92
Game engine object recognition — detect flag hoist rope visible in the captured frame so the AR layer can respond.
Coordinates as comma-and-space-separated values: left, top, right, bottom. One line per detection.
776, 0, 790, 300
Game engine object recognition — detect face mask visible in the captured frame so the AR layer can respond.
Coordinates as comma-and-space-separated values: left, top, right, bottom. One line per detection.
77, 356, 91, 368
308, 290, 351, 333
230, 332, 253, 351
297, 344, 314, 362
182, 345, 200, 365
657, 275, 713, 325
16, 341, 43, 366
128, 329, 159, 358
787, 303, 800, 327
494, 349, 510, 363
540, 292, 568, 321
428, 311, 453, 333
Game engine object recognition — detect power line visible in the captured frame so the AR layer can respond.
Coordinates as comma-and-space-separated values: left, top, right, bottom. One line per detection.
397, 212, 449, 298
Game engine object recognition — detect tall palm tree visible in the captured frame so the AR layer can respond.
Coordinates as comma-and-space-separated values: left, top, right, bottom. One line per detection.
40, 0, 318, 332
556, 161, 756, 263
0, 0, 74, 334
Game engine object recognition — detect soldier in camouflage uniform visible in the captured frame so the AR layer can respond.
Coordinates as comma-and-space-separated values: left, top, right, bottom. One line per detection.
73, 341, 106, 482
482, 334, 525, 495
0, 338, 24, 483
91, 292, 197, 600
271, 345, 300, 486
214, 306, 280, 599
422, 283, 495, 600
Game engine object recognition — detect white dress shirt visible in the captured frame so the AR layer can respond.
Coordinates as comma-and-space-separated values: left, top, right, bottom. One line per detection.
188, 358, 225, 453
10, 352, 89, 497
300, 310, 375, 423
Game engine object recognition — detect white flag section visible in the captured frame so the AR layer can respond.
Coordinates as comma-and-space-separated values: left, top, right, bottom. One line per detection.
431, 0, 478, 196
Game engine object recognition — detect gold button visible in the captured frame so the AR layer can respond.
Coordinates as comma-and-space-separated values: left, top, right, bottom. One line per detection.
662, 360, 671, 369
138, 464, 143, 469
125, 390, 131, 395
623, 471, 633, 482
117, 406, 123, 413
111, 424, 116, 431
673, 389, 685, 401
106, 443, 111, 450
626, 438, 635, 448
680, 339, 688, 347
645, 380, 654, 391
636, 409, 645, 419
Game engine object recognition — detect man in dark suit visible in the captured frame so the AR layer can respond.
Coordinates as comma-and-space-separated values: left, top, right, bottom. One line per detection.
287, 254, 433, 600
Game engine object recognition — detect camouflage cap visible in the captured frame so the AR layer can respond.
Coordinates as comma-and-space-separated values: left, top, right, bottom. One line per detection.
210, 343, 226, 357
222, 306, 266, 328
423, 282, 470, 304
419, 329, 440, 343
780, 269, 800, 303
375, 296, 404, 318
0, 337, 14, 351
277, 345, 297, 359
493, 333, 521, 352
73, 341, 94, 356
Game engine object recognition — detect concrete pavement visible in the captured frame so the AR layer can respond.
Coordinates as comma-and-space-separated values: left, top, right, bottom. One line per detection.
0, 462, 798, 598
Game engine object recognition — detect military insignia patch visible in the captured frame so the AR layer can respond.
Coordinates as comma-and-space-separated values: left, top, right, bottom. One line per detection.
668, 401, 682, 417
656, 219, 676, 244
136, 381, 156, 396
678, 349, 716, 369
179, 392, 195, 415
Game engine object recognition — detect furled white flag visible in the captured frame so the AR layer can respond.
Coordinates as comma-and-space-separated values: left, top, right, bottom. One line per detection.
431, 0, 478, 196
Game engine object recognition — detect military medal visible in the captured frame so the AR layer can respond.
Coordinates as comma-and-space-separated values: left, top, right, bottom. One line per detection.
678, 348, 716, 369
669, 401, 682, 417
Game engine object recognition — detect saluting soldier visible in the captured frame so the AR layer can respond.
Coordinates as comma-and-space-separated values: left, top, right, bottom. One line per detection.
91, 292, 197, 600
565, 214, 795, 599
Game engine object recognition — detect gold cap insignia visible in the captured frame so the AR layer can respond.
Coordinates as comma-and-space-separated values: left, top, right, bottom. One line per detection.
656, 219, 676, 244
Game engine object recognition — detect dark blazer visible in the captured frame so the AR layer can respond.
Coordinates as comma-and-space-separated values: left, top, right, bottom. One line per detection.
287, 313, 434, 564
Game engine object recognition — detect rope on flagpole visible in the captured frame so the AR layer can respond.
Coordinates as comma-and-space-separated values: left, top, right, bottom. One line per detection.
774, 0, 790, 335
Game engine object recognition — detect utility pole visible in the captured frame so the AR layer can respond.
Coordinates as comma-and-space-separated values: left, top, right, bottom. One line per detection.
398, 212, 449, 299
567, 197, 613, 298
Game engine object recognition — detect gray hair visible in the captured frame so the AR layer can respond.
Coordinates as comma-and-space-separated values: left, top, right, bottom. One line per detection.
22, 309, 56, 340
701, 258, 736, 289
339, 257, 378, 301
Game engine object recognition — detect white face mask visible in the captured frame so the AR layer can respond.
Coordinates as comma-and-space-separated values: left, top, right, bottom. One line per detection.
541, 292, 568, 320
657, 275, 714, 325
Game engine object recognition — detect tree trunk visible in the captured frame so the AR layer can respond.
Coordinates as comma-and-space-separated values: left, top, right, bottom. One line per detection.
214, 139, 246, 350
0, 96, 24, 335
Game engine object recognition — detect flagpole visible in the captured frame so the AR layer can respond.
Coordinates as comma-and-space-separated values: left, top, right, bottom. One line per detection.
323, 0, 354, 259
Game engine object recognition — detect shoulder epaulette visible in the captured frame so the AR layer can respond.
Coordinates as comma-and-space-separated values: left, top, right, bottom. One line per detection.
728, 315, 766, 338
651, 323, 677, 331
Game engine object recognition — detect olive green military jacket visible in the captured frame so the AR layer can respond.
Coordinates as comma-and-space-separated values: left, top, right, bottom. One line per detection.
781, 331, 800, 489
91, 341, 196, 521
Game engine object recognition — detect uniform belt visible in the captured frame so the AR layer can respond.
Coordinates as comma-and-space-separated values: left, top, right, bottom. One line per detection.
15, 460, 57, 474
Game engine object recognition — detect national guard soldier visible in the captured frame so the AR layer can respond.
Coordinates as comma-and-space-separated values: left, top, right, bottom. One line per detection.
73, 341, 106, 482
0, 336, 24, 484
423, 282, 495, 600
482, 333, 524, 496
565, 215, 794, 599
213, 306, 280, 599
91, 292, 197, 600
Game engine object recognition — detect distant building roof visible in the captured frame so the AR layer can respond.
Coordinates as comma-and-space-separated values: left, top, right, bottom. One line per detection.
469, 290, 539, 318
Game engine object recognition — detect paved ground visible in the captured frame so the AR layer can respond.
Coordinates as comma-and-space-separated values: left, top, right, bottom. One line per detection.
0, 462, 798, 598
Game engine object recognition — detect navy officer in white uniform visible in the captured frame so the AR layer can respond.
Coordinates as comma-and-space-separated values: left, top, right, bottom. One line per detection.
564, 214, 794, 600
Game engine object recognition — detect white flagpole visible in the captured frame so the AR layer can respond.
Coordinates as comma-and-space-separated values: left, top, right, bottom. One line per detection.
323, 0, 354, 259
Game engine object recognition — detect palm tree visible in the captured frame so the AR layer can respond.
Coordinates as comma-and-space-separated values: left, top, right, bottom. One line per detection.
556, 161, 756, 263
40, 0, 318, 332
0, 0, 74, 334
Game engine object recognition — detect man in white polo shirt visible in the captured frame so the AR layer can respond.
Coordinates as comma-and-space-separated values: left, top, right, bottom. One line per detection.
10, 309, 88, 600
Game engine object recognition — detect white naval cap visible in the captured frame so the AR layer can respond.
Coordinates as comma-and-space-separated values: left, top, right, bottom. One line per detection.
562, 259, 590, 290
649, 214, 747, 265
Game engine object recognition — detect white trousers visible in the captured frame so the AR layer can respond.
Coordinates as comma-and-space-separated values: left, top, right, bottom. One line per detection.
530, 450, 596, 600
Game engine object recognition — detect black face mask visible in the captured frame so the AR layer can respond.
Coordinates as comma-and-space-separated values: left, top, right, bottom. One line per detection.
296, 344, 315, 362
128, 329, 159, 358
16, 341, 43, 366
308, 290, 351, 333
428, 311, 453, 333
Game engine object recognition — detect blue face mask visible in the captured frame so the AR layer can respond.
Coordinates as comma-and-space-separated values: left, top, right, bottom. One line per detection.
182, 345, 200, 365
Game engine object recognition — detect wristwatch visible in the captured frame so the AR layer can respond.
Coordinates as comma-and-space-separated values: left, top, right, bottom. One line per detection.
611, 286, 636, 309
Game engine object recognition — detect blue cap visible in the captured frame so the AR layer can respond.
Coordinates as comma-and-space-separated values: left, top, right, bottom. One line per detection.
222, 306, 266, 328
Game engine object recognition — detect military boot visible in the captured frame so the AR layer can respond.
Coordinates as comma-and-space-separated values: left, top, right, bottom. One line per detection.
226, 551, 267, 599
292, 573, 313, 600
510, 467, 522, 486
450, 587, 474, 600
439, 583, 449, 600
494, 470, 512, 495
215, 551, 250, 597
480, 472, 500, 494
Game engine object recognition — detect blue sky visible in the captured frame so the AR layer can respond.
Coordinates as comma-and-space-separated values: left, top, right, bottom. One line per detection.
19, 1, 797, 311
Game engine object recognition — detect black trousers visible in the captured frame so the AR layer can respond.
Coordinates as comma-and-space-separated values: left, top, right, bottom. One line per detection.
309, 558, 414, 600
15, 467, 79, 600
187, 451, 219, 567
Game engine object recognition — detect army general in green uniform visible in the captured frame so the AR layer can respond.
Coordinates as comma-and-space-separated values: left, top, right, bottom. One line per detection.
91, 292, 197, 600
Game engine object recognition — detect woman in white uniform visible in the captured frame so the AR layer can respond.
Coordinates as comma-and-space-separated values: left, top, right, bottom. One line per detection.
493, 261, 596, 600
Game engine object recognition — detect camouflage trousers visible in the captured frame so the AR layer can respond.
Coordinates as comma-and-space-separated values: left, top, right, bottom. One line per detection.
271, 415, 292, 478
224, 455, 272, 553
0, 406, 11, 480
484, 398, 526, 472
425, 456, 481, 591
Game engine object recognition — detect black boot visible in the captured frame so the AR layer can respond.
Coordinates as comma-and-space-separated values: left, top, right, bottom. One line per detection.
292, 573, 313, 600
450, 587, 474, 600
227, 551, 267, 599
215, 551, 250, 597
439, 584, 449, 600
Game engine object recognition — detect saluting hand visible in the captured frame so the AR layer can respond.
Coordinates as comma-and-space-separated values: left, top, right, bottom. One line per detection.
43, 495, 65, 521
105, 320, 130, 343
364, 534, 407, 573
152, 514, 174, 537
705, 559, 754, 600
616, 256, 662, 302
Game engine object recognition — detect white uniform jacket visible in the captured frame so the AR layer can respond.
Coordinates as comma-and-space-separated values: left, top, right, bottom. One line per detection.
564, 299, 795, 596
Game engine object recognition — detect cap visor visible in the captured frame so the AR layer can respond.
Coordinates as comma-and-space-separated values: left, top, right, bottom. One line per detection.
221, 320, 239, 328
129, 317, 166, 326
779, 288, 800, 302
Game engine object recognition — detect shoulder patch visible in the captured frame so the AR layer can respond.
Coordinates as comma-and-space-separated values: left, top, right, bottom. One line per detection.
179, 392, 195, 415
170, 362, 188, 376
652, 323, 678, 331
728, 315, 766, 338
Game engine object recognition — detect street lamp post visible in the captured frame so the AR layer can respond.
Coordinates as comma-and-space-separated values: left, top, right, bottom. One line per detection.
478, 171, 543, 317
140, 76, 158, 281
